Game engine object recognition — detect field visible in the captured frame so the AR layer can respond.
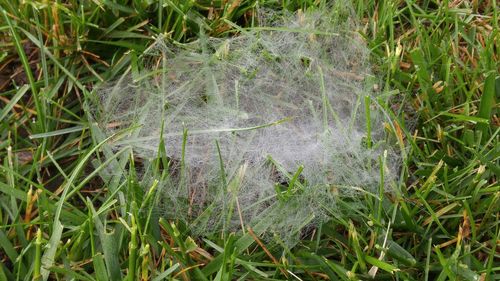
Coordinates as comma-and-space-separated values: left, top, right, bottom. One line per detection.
0, 0, 498, 280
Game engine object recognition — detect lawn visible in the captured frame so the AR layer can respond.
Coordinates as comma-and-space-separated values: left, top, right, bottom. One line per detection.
0, 0, 498, 280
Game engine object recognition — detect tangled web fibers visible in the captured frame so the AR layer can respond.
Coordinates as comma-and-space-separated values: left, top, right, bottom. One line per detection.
93, 7, 400, 245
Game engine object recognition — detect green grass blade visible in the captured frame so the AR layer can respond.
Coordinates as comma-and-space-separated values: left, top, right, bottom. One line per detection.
477, 73, 497, 141
1, 10, 45, 131
0, 84, 29, 122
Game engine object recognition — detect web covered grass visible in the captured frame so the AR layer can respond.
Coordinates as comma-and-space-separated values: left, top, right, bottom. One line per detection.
93, 7, 401, 244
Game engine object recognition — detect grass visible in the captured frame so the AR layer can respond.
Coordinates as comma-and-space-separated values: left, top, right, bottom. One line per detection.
0, 0, 498, 280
